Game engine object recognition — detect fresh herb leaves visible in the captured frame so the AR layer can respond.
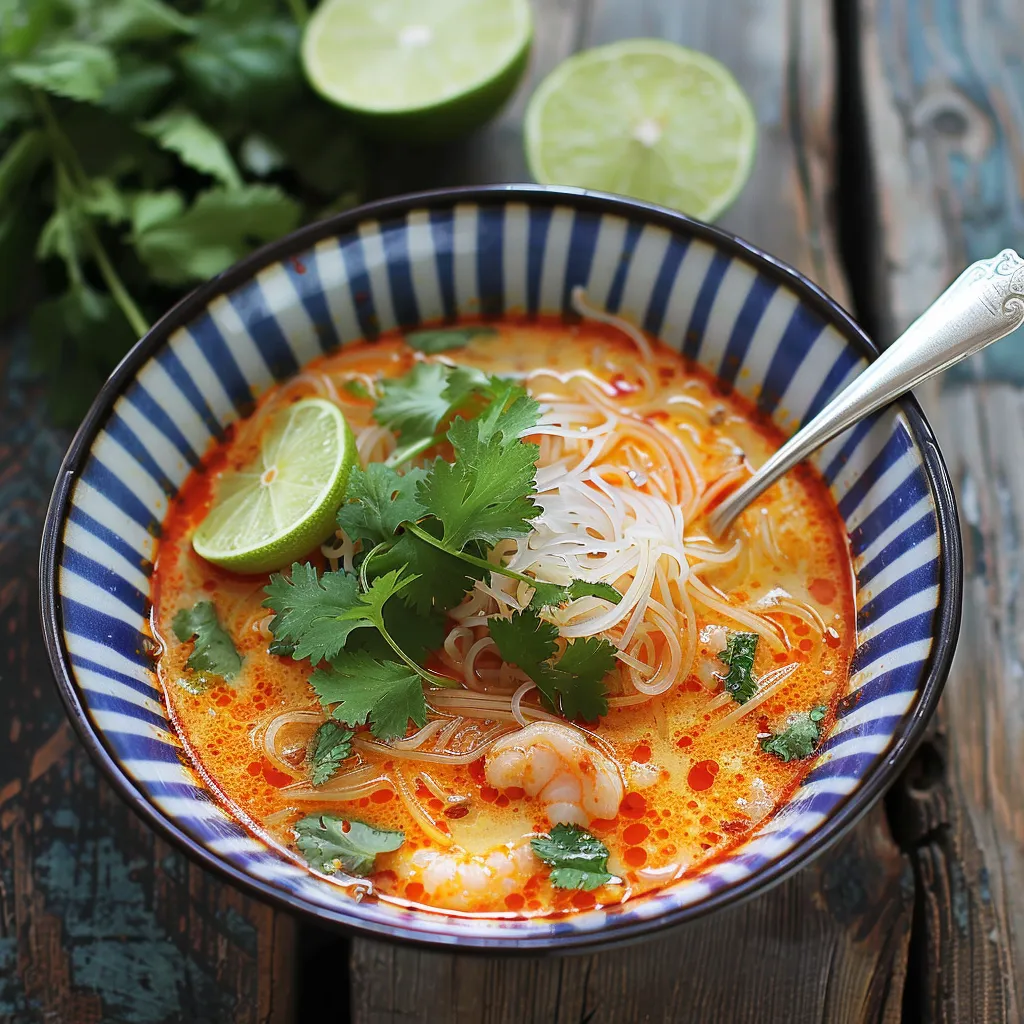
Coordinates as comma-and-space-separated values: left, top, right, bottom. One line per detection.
374, 362, 452, 445
267, 363, 620, 737
760, 705, 827, 762
531, 823, 615, 890
2, 0, 363, 423
336, 464, 425, 548
307, 721, 353, 786
295, 814, 403, 876
263, 563, 364, 666
404, 325, 497, 354
489, 610, 615, 722
171, 600, 242, 680
311, 652, 427, 741
420, 411, 541, 549
718, 632, 759, 704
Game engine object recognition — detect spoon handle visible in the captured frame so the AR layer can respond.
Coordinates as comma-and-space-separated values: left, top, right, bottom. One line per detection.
708, 248, 1024, 537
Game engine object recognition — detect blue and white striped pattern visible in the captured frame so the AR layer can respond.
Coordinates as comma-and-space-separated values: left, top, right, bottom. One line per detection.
48, 192, 953, 949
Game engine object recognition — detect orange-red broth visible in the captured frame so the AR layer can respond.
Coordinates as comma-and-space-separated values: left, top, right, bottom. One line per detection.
151, 321, 855, 919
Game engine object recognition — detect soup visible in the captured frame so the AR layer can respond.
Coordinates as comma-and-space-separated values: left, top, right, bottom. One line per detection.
152, 313, 855, 917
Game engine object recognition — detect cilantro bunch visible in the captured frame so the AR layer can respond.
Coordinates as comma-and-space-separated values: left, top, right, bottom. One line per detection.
263, 363, 623, 777
0, 0, 363, 422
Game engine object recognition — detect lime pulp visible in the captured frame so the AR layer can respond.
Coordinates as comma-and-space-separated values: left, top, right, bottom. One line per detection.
524, 39, 757, 222
301, 0, 533, 142
192, 398, 356, 575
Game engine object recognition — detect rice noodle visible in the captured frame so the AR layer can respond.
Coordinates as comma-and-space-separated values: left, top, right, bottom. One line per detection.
394, 767, 452, 845
280, 764, 393, 802
262, 710, 322, 775
571, 286, 654, 361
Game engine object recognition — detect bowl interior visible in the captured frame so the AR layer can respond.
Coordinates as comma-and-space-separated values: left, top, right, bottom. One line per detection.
45, 189, 955, 950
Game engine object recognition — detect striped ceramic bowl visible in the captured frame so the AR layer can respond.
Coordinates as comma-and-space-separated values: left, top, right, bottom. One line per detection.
40, 186, 961, 951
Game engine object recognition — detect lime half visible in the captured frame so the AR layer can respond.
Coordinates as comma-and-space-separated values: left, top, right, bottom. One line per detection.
525, 40, 757, 221
193, 399, 356, 575
302, 0, 532, 142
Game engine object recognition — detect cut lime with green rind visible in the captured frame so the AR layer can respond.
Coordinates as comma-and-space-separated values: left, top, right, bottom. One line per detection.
524, 40, 757, 222
301, 0, 533, 143
193, 399, 356, 575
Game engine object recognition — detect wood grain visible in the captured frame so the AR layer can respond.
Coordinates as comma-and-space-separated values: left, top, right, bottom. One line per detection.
0, 341, 297, 1024
348, 2, 912, 1021
856, 0, 1024, 1020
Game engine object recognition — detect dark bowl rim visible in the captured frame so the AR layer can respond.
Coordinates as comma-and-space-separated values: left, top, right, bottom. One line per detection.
39, 182, 963, 954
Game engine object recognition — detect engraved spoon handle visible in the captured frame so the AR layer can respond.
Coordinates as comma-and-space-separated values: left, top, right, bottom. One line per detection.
708, 249, 1024, 537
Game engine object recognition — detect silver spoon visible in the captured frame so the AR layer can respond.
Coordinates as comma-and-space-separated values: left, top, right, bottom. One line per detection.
709, 249, 1024, 538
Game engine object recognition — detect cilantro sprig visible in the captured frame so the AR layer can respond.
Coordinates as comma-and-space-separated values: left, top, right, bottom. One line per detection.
531, 823, 615, 890
489, 610, 615, 722
718, 632, 759, 704
1, 0, 364, 424
307, 721, 354, 787
295, 814, 403, 876
760, 706, 827, 762
171, 600, 242, 681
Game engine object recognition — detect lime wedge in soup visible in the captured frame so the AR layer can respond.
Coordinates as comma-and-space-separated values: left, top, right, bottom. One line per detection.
525, 39, 757, 221
301, 0, 532, 142
192, 398, 356, 575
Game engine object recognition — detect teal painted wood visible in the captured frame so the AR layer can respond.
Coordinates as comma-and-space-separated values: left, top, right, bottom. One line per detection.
0, 336, 295, 1024
859, 0, 1024, 1020
865, 0, 1024, 380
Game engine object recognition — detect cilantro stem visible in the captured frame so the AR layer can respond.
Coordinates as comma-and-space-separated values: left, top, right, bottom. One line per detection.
358, 541, 459, 690
385, 434, 444, 468
34, 91, 150, 339
401, 520, 540, 592
285, 0, 308, 25
376, 619, 459, 690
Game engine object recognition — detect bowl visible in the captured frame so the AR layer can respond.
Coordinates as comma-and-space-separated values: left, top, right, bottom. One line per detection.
40, 185, 961, 952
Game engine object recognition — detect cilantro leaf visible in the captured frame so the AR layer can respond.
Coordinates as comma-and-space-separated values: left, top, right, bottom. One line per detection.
295, 814, 403, 876
420, 417, 540, 549
373, 362, 451, 444
760, 705, 828, 762
718, 632, 759, 704
348, 600, 447, 664
171, 600, 242, 680
336, 464, 426, 547
490, 607, 558, 668
405, 325, 497, 353
310, 651, 427, 741
367, 527, 485, 614
336, 569, 415, 633
131, 184, 301, 285
307, 721, 353, 786
489, 610, 613, 722
551, 637, 618, 721
468, 379, 540, 447
530, 823, 614, 890
263, 562, 366, 665
138, 107, 242, 188
10, 41, 118, 103
529, 579, 623, 610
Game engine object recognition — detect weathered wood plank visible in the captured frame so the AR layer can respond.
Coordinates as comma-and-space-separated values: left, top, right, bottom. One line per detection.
856, 0, 1024, 1020
0, 339, 297, 1024
349, 2, 911, 1021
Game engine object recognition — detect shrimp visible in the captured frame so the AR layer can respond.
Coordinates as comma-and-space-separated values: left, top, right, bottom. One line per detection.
388, 840, 538, 911
485, 721, 624, 827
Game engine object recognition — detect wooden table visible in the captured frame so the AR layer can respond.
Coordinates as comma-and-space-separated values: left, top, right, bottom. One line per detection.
2, 1, 1020, 1021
